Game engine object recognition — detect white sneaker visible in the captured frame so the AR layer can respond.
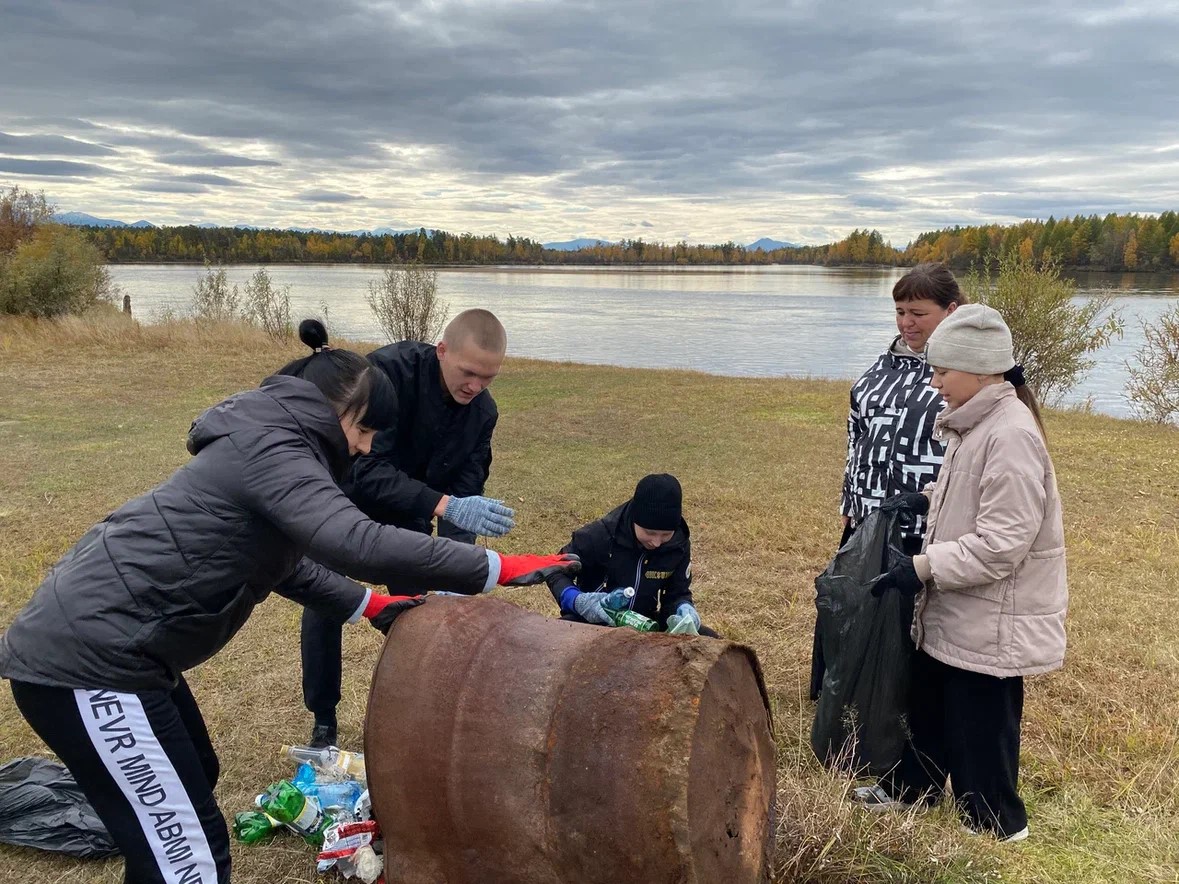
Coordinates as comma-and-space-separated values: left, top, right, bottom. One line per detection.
961, 824, 1029, 843
850, 785, 912, 812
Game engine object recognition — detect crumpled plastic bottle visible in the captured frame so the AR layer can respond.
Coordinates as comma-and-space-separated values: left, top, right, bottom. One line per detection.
280, 744, 366, 784
231, 811, 281, 845
258, 780, 333, 846
292, 762, 364, 813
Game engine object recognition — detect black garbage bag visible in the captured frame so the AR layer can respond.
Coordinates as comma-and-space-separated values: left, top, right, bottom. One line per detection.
0, 757, 118, 858
810, 509, 914, 776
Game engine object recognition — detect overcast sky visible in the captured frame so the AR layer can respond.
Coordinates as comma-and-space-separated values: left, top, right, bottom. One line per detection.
2, 0, 1178, 245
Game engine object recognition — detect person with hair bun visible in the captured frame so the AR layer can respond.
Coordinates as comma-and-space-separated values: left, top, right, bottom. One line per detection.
852, 304, 1067, 844
0, 318, 577, 884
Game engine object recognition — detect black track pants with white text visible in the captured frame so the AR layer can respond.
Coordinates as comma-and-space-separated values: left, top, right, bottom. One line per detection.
10, 677, 230, 884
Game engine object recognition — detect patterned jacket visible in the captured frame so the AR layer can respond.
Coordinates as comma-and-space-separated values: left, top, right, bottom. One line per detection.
841, 336, 946, 540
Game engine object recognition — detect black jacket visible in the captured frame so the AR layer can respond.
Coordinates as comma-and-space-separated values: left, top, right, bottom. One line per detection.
546, 502, 693, 626
841, 336, 946, 540
0, 376, 491, 692
343, 341, 497, 539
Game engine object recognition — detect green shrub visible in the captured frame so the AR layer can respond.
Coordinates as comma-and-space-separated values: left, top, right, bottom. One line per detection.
0, 224, 115, 317
190, 262, 240, 323
242, 268, 292, 340
1125, 304, 1179, 425
366, 263, 448, 343
961, 252, 1123, 404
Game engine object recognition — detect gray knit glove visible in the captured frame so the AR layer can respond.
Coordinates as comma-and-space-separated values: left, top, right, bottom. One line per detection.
443, 495, 516, 537
573, 591, 613, 626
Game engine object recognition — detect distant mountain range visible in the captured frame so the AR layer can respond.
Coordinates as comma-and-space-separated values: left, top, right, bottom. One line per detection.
52, 213, 800, 250
747, 237, 799, 251
53, 211, 155, 228
544, 237, 802, 251
543, 238, 613, 251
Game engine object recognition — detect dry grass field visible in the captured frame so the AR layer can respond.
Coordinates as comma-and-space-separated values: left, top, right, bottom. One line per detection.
1, 313, 1176, 882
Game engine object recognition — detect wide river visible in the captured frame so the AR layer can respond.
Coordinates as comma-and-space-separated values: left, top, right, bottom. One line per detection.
108, 264, 1179, 418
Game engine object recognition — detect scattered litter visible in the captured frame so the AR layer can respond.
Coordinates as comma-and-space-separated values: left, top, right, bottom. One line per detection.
233, 743, 382, 881
282, 744, 367, 783
317, 820, 382, 881
293, 763, 364, 813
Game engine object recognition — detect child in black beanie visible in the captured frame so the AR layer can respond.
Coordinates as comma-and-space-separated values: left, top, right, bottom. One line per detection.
546, 474, 716, 636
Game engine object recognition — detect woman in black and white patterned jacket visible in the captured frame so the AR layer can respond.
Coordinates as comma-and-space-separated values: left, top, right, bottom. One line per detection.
809, 262, 965, 699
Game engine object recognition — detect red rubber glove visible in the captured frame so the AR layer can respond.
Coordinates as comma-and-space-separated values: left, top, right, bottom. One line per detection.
364, 593, 426, 633
496, 553, 581, 586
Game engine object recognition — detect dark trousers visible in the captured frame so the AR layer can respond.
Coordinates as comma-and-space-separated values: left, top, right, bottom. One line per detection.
10, 677, 231, 884
301, 518, 472, 726
302, 605, 345, 726
809, 524, 921, 700
882, 649, 1028, 838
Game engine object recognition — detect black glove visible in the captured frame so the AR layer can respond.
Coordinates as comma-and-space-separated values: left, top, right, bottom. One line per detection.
870, 556, 925, 597
879, 492, 930, 516
368, 596, 426, 634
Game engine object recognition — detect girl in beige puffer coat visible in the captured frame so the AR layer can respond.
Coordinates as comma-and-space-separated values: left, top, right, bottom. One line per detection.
852, 304, 1067, 843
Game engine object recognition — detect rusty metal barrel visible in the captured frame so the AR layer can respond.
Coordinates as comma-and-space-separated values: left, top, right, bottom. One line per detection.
364, 596, 775, 884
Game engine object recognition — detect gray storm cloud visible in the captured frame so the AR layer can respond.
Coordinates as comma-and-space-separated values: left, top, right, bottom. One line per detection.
1, 0, 1177, 243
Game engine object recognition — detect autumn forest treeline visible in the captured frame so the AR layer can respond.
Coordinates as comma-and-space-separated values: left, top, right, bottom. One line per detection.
79, 212, 1179, 271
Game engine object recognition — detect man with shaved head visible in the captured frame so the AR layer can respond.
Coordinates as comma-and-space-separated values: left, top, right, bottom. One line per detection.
300, 308, 513, 747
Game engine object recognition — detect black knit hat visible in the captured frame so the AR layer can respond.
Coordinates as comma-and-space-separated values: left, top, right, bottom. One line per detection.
631, 473, 682, 531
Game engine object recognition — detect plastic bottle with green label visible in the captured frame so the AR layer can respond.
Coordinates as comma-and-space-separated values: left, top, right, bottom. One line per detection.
258, 780, 333, 846
602, 587, 657, 632
232, 811, 282, 845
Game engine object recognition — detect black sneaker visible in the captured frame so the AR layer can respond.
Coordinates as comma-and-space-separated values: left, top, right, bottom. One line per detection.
309, 723, 337, 750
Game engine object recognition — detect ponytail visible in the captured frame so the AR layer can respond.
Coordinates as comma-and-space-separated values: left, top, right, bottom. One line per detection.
1005, 365, 1047, 441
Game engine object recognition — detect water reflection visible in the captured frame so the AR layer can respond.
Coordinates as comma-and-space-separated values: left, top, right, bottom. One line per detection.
108, 264, 1179, 418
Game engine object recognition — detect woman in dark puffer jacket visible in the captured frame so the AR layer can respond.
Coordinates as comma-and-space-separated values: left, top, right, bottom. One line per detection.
0, 320, 576, 884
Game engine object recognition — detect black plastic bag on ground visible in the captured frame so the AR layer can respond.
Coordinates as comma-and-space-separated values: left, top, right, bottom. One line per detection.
0, 756, 118, 858
811, 509, 913, 776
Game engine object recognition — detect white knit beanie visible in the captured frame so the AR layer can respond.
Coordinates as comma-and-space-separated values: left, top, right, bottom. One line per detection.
924, 303, 1015, 375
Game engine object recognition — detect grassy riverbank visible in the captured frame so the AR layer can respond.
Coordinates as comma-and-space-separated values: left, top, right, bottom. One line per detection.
1, 314, 1176, 883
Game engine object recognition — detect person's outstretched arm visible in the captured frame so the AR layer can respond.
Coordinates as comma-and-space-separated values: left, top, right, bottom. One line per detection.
241, 429, 492, 593
240, 430, 574, 594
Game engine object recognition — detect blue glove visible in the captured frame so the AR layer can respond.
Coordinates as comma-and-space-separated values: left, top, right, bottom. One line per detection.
569, 591, 613, 626
443, 495, 516, 537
